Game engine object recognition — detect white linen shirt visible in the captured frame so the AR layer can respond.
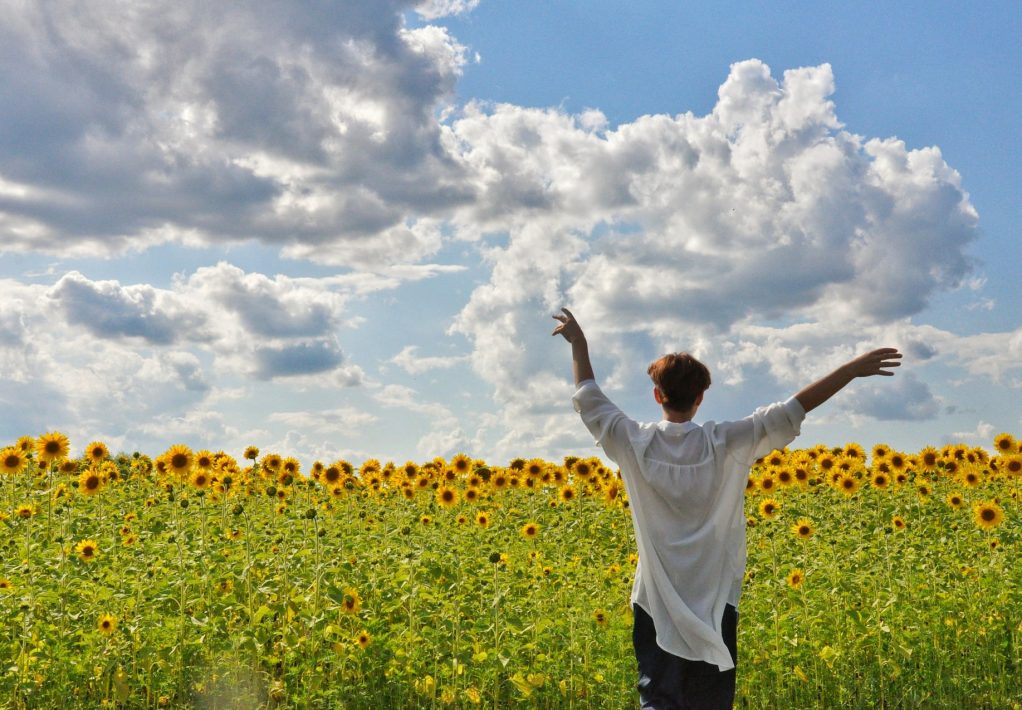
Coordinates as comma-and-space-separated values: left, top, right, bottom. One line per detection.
572, 379, 805, 671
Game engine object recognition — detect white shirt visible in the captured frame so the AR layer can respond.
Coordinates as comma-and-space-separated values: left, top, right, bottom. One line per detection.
573, 379, 805, 671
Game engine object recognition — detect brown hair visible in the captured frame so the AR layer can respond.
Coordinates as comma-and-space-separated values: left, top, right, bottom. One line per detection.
647, 352, 711, 413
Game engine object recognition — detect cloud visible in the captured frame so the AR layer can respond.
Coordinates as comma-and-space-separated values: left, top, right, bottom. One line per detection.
48, 271, 206, 345
251, 339, 345, 379
445, 59, 979, 458
184, 262, 349, 339
950, 420, 995, 444
0, 0, 473, 265
841, 373, 940, 422
415, 0, 480, 20
268, 406, 378, 433
391, 345, 469, 374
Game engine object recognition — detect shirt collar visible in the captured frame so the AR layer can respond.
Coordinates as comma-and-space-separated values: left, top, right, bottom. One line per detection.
657, 420, 700, 434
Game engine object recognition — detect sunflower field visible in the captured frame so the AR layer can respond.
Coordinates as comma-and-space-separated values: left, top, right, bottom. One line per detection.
1, 433, 1021, 709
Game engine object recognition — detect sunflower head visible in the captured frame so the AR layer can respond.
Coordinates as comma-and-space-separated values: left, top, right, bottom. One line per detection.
521, 522, 540, 539
1, 447, 28, 476
993, 433, 1016, 454
37, 432, 70, 463
75, 539, 99, 561
164, 444, 193, 477
791, 518, 815, 539
85, 441, 109, 464
786, 568, 805, 589
973, 500, 1004, 531
758, 498, 781, 519
97, 613, 118, 635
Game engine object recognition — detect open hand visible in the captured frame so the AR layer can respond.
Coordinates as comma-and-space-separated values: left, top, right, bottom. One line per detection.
846, 348, 903, 377
551, 308, 585, 343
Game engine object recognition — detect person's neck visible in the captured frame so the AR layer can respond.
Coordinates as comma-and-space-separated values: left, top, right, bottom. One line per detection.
662, 408, 695, 424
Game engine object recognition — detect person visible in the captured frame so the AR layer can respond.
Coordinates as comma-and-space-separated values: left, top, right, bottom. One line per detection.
551, 307, 902, 710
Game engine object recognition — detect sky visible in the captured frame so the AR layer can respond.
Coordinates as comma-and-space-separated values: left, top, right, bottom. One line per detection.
1, 0, 1020, 468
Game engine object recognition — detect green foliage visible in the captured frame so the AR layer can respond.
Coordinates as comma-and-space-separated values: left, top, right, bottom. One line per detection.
0, 446, 1020, 709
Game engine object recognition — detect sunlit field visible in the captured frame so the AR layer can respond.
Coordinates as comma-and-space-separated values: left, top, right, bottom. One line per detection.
2, 434, 1021, 709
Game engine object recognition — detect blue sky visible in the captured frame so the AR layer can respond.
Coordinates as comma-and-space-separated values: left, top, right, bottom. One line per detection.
1, 0, 1019, 467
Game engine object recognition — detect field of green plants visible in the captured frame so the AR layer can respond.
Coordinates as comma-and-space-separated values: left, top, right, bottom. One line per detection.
1, 434, 1020, 708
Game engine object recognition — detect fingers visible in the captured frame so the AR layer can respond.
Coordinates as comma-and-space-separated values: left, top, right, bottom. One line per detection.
865, 348, 903, 376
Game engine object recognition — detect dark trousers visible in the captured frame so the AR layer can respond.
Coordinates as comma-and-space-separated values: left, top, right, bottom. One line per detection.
632, 603, 738, 710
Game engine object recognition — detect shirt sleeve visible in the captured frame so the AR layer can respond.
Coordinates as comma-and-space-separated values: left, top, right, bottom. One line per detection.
571, 379, 633, 463
716, 396, 806, 468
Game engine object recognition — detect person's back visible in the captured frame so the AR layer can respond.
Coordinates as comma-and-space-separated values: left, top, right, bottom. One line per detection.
553, 307, 901, 710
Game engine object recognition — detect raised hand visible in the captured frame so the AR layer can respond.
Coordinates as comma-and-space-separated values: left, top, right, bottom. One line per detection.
551, 308, 585, 344
845, 348, 903, 378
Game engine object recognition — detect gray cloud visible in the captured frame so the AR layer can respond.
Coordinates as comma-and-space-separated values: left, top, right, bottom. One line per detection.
843, 373, 940, 422
0, 0, 473, 261
186, 263, 347, 339
252, 339, 345, 379
48, 271, 206, 344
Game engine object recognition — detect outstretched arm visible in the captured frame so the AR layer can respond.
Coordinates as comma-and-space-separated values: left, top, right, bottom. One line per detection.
794, 348, 903, 413
551, 308, 595, 387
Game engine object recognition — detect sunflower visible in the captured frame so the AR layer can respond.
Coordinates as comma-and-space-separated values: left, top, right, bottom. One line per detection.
475, 511, 490, 528
164, 444, 193, 478
464, 487, 480, 503
15, 503, 35, 519
261, 453, 282, 473
993, 433, 1016, 454
244, 446, 260, 461
844, 442, 866, 460
592, 609, 609, 627
917, 446, 940, 472
758, 498, 781, 519
79, 469, 104, 496
946, 491, 965, 509
1002, 455, 1022, 477
559, 485, 576, 503
0, 447, 28, 476
420, 515, 432, 526
525, 459, 545, 478
194, 450, 215, 470
521, 522, 540, 539
775, 467, 794, 487
0, 578, 13, 591
36, 431, 70, 463
456, 514, 468, 525
491, 472, 509, 490
891, 515, 907, 531
973, 501, 1004, 531
871, 444, 890, 461
786, 568, 805, 589
870, 470, 890, 489
837, 474, 860, 496
573, 459, 593, 480
340, 588, 362, 614
759, 473, 777, 493
791, 518, 815, 539
436, 486, 458, 508
97, 613, 118, 635
190, 469, 211, 489
355, 631, 371, 650
450, 453, 472, 475
75, 539, 99, 562
84, 441, 109, 464
16, 436, 34, 453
